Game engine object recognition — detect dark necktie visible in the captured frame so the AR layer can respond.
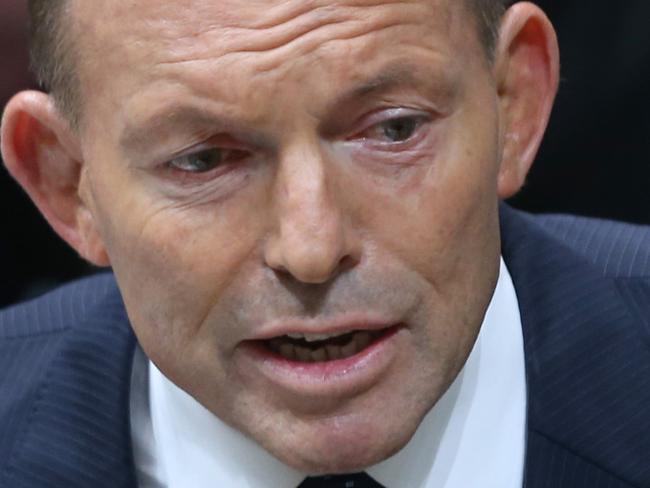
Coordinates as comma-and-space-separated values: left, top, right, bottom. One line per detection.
297, 472, 385, 488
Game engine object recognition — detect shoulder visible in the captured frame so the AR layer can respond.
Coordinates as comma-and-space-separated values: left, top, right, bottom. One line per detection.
501, 205, 650, 355
0, 273, 137, 485
0, 272, 122, 339
500, 204, 650, 279
0, 271, 129, 400
531, 211, 650, 278
501, 206, 650, 486
0, 272, 130, 406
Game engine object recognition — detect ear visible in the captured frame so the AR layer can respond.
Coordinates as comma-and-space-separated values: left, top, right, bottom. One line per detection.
1, 91, 110, 266
494, 2, 560, 199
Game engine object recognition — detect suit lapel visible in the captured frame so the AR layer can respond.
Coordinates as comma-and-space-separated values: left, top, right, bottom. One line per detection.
500, 205, 650, 488
5, 277, 138, 488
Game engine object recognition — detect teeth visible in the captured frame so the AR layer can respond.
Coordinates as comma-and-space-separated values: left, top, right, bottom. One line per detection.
326, 344, 343, 360
310, 348, 327, 362
271, 330, 379, 363
295, 345, 312, 362
286, 332, 349, 342
340, 340, 358, 358
355, 331, 371, 350
279, 343, 296, 361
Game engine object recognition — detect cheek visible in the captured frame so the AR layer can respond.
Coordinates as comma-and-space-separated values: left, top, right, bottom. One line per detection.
347, 99, 502, 366
355, 117, 500, 285
87, 161, 266, 356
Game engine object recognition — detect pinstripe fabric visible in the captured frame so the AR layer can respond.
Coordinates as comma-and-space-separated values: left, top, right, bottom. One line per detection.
501, 205, 650, 488
0, 205, 648, 487
0, 275, 138, 488
533, 213, 650, 279
525, 432, 636, 488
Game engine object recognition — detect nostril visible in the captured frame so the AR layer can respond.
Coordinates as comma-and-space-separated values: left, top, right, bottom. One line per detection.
336, 254, 359, 274
267, 242, 347, 284
265, 246, 359, 285
263, 207, 361, 283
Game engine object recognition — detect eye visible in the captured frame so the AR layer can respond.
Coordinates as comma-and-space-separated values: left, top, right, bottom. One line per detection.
357, 113, 430, 145
168, 147, 247, 173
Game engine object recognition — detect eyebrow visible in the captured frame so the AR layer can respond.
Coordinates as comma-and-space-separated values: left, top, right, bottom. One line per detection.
341, 60, 458, 104
119, 107, 235, 156
349, 65, 426, 99
119, 61, 456, 155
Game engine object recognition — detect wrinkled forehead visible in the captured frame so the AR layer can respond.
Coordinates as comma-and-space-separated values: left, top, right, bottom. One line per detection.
71, 0, 466, 63
72, 0, 458, 29
68, 0, 479, 135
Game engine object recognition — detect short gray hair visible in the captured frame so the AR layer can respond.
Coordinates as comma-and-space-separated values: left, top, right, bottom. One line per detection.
29, 0, 80, 127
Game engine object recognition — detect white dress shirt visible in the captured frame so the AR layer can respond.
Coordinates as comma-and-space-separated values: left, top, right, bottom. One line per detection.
130, 258, 527, 488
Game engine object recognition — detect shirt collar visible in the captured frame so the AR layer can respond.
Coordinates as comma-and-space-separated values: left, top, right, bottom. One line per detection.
135, 258, 526, 488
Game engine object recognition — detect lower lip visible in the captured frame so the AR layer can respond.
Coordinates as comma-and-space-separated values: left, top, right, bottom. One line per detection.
239, 325, 404, 397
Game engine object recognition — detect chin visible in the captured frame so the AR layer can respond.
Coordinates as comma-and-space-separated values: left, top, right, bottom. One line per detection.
264, 414, 417, 475
276, 442, 400, 475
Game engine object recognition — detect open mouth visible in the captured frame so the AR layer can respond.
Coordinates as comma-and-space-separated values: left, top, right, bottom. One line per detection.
261, 328, 392, 363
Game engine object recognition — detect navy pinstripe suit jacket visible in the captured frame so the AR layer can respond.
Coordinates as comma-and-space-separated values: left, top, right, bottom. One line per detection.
1, 205, 649, 488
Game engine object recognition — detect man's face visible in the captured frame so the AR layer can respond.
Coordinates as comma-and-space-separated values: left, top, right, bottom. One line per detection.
74, 0, 504, 472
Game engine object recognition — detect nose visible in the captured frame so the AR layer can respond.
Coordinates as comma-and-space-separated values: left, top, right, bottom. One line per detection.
264, 143, 360, 284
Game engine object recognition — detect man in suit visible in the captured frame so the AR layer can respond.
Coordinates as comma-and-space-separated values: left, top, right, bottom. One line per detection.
1, 0, 649, 487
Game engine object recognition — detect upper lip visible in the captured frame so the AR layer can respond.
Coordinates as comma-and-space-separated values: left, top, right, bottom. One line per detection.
248, 315, 398, 341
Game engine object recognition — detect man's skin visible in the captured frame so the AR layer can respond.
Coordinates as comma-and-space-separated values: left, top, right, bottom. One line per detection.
1, 0, 558, 475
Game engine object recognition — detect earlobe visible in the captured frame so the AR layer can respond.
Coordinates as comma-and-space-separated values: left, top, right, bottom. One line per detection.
0, 91, 110, 266
494, 2, 560, 199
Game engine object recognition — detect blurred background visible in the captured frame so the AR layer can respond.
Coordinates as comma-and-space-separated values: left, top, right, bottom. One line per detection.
1, 0, 649, 308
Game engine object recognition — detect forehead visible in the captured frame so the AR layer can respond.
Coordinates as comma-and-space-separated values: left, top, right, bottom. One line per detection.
70, 0, 481, 135
71, 0, 471, 69
73, 0, 461, 36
